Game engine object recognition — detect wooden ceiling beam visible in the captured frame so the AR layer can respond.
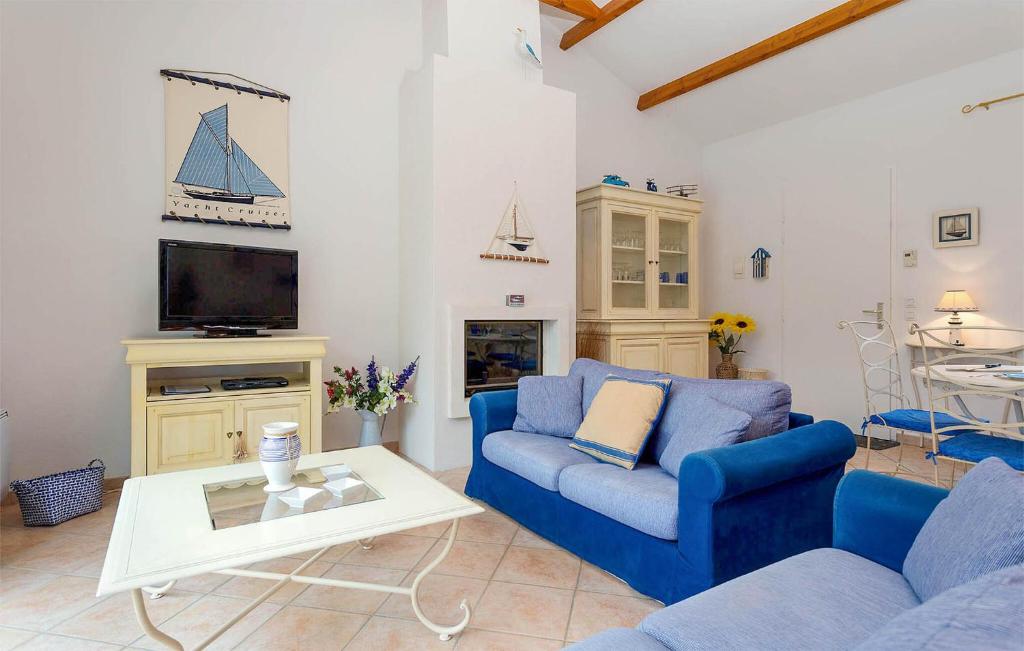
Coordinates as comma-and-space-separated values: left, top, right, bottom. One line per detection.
559, 0, 645, 50
636, 0, 906, 111
540, 0, 602, 21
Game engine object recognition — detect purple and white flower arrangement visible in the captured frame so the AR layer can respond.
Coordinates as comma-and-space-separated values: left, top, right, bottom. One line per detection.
325, 356, 419, 417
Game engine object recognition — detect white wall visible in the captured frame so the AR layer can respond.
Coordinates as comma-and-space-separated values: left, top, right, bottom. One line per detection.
702, 50, 1024, 426
1, 1, 421, 479
540, 17, 701, 192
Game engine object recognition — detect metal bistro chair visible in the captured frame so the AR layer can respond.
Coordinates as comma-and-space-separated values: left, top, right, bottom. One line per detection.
839, 319, 978, 475
912, 325, 1024, 487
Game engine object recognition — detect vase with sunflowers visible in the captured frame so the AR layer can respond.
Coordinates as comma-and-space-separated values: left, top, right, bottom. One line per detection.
708, 312, 757, 379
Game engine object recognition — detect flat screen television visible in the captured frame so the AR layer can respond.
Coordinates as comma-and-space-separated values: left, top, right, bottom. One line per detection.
159, 239, 298, 336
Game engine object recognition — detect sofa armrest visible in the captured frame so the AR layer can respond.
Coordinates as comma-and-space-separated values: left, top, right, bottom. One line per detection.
677, 420, 856, 590
469, 390, 517, 442
789, 411, 814, 429
833, 470, 947, 572
680, 420, 855, 502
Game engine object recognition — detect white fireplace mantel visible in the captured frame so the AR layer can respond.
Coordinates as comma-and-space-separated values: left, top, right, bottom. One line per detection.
447, 304, 574, 419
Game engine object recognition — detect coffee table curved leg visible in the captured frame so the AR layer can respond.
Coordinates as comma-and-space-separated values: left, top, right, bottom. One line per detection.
131, 589, 184, 650
142, 580, 176, 600
408, 518, 470, 641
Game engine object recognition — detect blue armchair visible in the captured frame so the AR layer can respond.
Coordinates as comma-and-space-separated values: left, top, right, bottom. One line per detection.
465, 388, 856, 605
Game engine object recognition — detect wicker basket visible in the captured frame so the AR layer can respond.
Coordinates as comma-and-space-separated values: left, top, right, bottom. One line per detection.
9, 459, 105, 527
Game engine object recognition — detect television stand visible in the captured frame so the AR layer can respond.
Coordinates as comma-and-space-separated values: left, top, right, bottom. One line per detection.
195, 326, 271, 338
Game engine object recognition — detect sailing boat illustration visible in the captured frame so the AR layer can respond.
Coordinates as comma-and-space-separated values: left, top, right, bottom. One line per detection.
943, 214, 969, 239
481, 183, 549, 264
175, 104, 285, 205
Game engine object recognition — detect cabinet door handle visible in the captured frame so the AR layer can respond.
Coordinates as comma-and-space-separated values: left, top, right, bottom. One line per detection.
227, 431, 233, 439
236, 430, 243, 437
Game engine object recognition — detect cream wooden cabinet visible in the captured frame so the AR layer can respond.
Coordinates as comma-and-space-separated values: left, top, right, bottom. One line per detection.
577, 184, 702, 321
124, 336, 328, 477
576, 185, 709, 378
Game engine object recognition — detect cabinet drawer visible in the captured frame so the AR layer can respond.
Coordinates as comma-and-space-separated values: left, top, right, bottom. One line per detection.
147, 400, 235, 474
235, 394, 311, 462
664, 337, 706, 378
612, 338, 663, 372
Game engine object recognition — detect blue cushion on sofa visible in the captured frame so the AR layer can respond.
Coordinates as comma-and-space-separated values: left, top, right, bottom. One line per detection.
638, 548, 920, 651
854, 563, 1024, 650
568, 359, 791, 459
564, 627, 670, 650
902, 457, 1024, 602
512, 374, 583, 437
658, 394, 752, 478
558, 463, 679, 540
481, 429, 597, 491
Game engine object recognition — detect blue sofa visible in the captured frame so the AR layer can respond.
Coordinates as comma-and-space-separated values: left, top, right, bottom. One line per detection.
568, 468, 1024, 650
465, 359, 857, 605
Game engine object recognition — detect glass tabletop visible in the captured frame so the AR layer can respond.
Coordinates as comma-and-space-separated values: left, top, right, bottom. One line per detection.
203, 466, 384, 530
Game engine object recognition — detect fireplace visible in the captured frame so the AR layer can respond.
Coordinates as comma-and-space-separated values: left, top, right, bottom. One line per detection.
464, 320, 542, 397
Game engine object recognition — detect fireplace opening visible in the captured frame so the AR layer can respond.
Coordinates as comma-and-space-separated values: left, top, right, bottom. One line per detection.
465, 320, 542, 397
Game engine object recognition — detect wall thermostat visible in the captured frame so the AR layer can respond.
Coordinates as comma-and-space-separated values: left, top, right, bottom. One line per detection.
903, 249, 917, 267
506, 294, 525, 307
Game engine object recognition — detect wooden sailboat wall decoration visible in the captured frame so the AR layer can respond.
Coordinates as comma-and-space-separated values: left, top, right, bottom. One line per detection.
162, 70, 291, 230
481, 183, 550, 264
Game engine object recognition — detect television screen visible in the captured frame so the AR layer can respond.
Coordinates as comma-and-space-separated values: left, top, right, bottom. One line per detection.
159, 239, 297, 331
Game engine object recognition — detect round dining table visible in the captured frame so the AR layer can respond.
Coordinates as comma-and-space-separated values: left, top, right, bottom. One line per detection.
910, 364, 1024, 433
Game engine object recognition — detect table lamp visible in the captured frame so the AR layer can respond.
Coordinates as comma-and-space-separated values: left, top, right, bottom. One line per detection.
935, 290, 978, 346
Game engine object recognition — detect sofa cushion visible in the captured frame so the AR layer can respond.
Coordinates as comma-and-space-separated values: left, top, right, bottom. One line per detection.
559, 463, 679, 540
482, 429, 598, 491
570, 375, 671, 470
569, 359, 791, 460
658, 394, 752, 478
512, 374, 584, 437
903, 457, 1024, 602
564, 627, 670, 651
638, 548, 920, 651
854, 563, 1024, 651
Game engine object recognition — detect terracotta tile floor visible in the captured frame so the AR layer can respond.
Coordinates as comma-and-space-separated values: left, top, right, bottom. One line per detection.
0, 444, 955, 650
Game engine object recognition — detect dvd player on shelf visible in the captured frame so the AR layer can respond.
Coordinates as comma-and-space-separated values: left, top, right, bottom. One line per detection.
221, 377, 290, 391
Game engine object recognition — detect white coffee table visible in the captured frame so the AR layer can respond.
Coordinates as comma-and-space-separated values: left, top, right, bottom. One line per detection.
98, 446, 483, 649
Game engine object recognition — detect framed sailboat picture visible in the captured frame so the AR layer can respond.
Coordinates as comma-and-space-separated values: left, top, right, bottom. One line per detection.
932, 208, 979, 248
481, 183, 549, 264
162, 70, 291, 229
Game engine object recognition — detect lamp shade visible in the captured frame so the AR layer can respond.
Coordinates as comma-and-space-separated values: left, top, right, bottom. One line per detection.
935, 290, 978, 313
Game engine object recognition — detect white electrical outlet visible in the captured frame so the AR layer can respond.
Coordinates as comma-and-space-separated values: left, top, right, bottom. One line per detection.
903, 249, 917, 267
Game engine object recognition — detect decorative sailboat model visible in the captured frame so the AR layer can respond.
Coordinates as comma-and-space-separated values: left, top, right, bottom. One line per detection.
175, 104, 285, 205
481, 184, 549, 264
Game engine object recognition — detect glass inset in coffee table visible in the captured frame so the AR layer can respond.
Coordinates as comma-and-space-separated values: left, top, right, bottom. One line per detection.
98, 447, 483, 648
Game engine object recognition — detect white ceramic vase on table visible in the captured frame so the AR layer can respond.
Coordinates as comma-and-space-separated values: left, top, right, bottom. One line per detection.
357, 410, 383, 447
259, 421, 302, 492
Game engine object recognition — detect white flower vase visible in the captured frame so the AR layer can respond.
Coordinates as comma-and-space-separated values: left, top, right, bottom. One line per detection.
259, 421, 301, 492
357, 410, 383, 447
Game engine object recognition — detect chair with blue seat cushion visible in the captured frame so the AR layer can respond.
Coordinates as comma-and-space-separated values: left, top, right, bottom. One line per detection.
558, 463, 679, 540
911, 324, 1024, 486
854, 563, 1024, 650
902, 457, 1024, 601
481, 429, 597, 491
638, 548, 921, 651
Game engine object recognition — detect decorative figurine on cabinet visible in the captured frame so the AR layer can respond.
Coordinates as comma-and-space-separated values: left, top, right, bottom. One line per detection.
646, 178, 658, 192
602, 174, 630, 187
514, 28, 543, 68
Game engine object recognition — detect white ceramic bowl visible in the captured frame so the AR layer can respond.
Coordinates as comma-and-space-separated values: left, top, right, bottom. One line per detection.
276, 486, 322, 508
321, 464, 352, 481
323, 477, 364, 497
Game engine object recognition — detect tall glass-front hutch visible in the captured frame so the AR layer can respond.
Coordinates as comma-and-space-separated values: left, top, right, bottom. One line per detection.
576, 184, 709, 377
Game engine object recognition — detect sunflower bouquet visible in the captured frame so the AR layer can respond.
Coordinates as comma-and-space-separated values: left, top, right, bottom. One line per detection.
708, 312, 757, 355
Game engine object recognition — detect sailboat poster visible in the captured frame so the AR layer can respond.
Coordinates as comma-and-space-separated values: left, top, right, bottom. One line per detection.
163, 70, 291, 229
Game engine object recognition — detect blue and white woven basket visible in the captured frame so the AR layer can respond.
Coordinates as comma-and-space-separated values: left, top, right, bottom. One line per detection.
9, 459, 105, 527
